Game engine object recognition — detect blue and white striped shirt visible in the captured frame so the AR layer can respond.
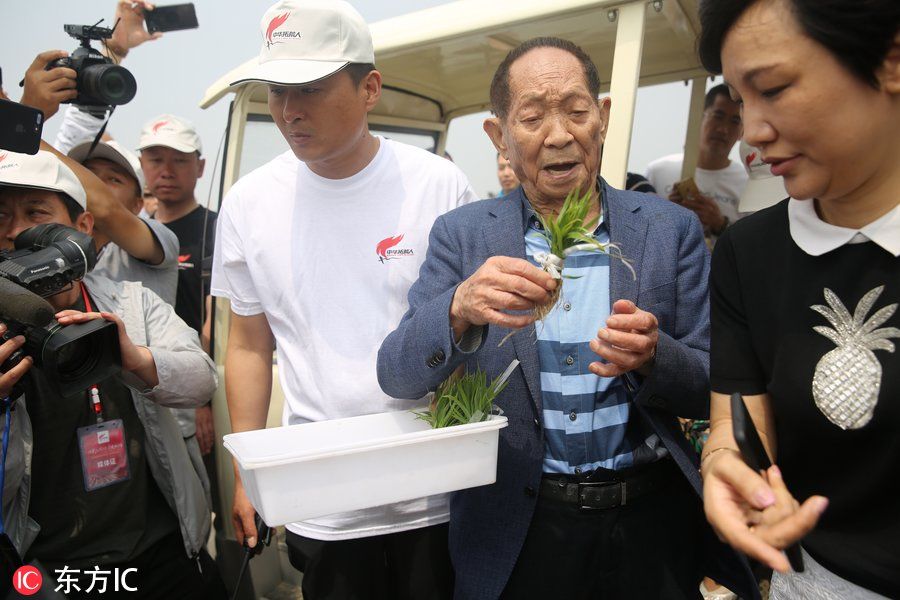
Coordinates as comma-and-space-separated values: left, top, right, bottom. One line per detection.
523, 197, 658, 475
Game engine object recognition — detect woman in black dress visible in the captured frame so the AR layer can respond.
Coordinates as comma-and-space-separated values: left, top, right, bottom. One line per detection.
696, 1, 900, 598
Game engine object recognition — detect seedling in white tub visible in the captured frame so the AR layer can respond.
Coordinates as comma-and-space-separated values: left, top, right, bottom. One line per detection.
416, 360, 519, 429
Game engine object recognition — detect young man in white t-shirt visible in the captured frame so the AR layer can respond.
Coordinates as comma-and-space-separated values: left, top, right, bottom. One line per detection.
211, 2, 478, 598
646, 84, 748, 236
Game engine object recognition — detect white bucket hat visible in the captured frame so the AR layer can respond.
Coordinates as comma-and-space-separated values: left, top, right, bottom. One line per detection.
138, 114, 203, 155
0, 150, 87, 210
738, 140, 789, 212
68, 140, 145, 192
231, 0, 374, 87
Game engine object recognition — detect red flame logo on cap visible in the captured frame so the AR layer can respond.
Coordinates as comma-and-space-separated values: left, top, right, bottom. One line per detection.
745, 151, 757, 167
0, 153, 7, 163
266, 12, 290, 45
152, 121, 170, 134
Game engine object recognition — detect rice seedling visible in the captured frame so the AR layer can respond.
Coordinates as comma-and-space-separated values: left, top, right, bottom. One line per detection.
416, 361, 518, 429
531, 187, 631, 321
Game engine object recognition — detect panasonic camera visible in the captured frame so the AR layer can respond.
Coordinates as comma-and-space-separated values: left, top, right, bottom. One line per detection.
46, 23, 137, 110
0, 224, 120, 398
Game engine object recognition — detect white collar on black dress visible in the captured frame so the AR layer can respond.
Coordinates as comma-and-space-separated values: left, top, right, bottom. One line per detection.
788, 199, 900, 258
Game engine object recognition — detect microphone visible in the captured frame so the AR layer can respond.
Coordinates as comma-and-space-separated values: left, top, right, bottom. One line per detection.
0, 278, 55, 328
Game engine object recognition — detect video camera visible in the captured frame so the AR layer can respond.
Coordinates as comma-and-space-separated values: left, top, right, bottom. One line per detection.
0, 224, 120, 398
0, 222, 96, 297
46, 21, 137, 111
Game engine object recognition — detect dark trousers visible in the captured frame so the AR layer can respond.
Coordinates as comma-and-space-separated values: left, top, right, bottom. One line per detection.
48, 532, 227, 600
501, 461, 704, 600
285, 523, 454, 600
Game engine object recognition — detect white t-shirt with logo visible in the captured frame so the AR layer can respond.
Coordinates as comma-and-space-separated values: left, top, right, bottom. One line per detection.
645, 152, 749, 223
211, 137, 478, 540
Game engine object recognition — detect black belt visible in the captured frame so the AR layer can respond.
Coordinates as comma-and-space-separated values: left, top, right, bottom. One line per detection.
539, 458, 678, 510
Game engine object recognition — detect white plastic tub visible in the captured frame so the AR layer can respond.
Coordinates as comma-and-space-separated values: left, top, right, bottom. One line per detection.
223, 411, 508, 526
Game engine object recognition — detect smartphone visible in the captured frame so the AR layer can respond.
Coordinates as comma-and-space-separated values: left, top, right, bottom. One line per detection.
731, 392, 805, 572
0, 99, 44, 155
1, 67, 44, 155
144, 3, 198, 34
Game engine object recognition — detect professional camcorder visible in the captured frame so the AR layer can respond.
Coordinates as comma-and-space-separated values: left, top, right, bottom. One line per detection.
0, 222, 96, 297
46, 22, 137, 110
0, 224, 120, 398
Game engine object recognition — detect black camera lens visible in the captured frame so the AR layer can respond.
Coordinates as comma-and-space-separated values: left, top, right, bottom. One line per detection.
40, 319, 121, 397
80, 63, 137, 106
55, 336, 97, 378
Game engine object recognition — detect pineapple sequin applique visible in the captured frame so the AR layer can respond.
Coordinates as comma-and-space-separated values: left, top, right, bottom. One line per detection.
811, 286, 900, 430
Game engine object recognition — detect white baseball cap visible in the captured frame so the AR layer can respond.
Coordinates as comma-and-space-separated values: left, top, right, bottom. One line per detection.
138, 114, 203, 155
738, 140, 789, 212
0, 150, 87, 210
231, 0, 375, 87
68, 140, 145, 192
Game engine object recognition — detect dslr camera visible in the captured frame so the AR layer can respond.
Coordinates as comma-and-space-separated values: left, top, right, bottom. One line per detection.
46, 23, 137, 110
0, 224, 120, 398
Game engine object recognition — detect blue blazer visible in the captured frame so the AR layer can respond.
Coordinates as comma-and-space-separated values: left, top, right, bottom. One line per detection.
377, 181, 758, 600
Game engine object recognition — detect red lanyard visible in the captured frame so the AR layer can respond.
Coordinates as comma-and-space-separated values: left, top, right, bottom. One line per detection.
80, 281, 94, 312
80, 283, 105, 422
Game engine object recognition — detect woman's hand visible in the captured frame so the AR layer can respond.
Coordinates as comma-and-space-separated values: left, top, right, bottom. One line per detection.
55, 310, 159, 387
0, 322, 32, 398
702, 447, 828, 572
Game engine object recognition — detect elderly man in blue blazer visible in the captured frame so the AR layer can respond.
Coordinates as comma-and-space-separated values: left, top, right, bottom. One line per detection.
378, 37, 758, 600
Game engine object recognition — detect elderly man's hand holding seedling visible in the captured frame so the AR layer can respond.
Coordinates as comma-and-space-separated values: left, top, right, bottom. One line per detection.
449, 257, 556, 340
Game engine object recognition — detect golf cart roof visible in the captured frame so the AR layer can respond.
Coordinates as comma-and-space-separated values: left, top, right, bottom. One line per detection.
199, 0, 704, 122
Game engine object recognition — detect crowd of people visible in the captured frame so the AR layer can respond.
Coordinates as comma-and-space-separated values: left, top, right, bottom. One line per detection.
0, 0, 897, 599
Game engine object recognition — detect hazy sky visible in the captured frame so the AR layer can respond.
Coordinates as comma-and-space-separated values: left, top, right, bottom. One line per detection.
2, 0, 726, 205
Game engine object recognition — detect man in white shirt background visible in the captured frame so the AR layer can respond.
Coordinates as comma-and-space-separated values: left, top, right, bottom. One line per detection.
646, 84, 747, 237
211, 1, 479, 598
